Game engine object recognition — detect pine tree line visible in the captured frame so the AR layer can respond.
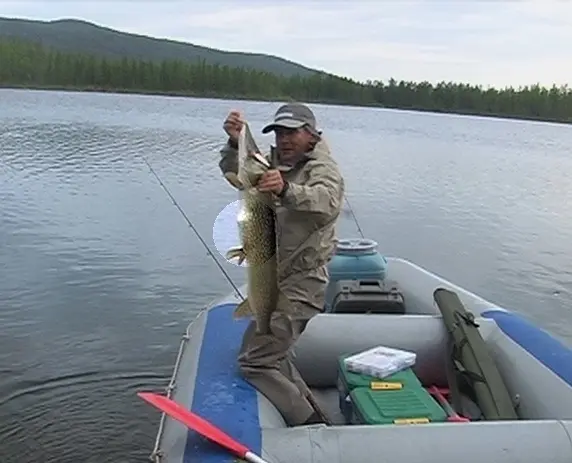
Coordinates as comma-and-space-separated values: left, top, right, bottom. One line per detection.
0, 38, 570, 123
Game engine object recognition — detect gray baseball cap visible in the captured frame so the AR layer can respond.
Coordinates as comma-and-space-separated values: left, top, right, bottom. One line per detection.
261, 103, 318, 134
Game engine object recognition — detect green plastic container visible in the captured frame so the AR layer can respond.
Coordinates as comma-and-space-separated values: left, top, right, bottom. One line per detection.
350, 387, 448, 425
337, 353, 423, 422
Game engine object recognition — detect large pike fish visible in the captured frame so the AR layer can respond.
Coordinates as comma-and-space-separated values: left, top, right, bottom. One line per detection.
225, 122, 279, 335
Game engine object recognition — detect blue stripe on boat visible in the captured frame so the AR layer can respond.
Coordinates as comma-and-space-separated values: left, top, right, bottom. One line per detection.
184, 303, 261, 463
482, 309, 572, 386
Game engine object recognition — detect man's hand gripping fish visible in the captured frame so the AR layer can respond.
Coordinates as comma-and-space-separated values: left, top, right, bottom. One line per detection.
225, 122, 280, 335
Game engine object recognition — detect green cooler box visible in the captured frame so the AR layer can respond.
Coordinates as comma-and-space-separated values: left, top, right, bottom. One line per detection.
337, 353, 423, 422
349, 386, 448, 425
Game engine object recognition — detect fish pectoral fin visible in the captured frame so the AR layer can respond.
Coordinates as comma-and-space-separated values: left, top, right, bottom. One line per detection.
226, 246, 246, 265
224, 172, 244, 190
233, 298, 252, 319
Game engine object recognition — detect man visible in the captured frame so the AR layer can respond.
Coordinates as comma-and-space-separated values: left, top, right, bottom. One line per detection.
218, 102, 345, 426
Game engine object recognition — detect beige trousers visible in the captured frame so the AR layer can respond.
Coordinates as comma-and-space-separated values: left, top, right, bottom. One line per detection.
237, 310, 320, 425
237, 266, 328, 426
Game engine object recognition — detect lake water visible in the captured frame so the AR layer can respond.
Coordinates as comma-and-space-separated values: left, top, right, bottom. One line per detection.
1, 88, 571, 462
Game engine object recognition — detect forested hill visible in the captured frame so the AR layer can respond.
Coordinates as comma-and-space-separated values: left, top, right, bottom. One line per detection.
1, 36, 571, 124
0, 17, 318, 78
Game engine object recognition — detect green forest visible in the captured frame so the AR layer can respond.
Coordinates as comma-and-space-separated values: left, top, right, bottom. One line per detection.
1, 38, 571, 124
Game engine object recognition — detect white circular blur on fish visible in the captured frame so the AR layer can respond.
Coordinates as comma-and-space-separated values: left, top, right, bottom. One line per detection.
212, 199, 247, 267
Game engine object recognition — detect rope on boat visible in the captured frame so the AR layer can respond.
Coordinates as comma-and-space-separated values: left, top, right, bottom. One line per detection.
149, 307, 209, 462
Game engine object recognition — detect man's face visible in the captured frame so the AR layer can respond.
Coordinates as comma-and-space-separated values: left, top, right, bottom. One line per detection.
274, 126, 313, 164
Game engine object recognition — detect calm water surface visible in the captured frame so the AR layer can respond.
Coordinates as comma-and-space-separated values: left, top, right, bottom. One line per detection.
1, 89, 572, 462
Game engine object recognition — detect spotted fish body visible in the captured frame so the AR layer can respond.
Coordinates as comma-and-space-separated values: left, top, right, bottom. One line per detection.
225, 123, 279, 335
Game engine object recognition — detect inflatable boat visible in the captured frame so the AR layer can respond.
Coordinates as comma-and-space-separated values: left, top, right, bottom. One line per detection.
145, 240, 572, 463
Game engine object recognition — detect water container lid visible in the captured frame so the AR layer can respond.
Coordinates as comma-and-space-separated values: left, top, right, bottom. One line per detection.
336, 238, 378, 255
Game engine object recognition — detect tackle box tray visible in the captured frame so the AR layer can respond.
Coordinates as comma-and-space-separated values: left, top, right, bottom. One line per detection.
337, 353, 422, 421
338, 353, 422, 390
350, 387, 448, 425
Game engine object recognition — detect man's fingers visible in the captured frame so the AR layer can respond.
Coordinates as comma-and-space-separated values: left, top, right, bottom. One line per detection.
224, 110, 244, 132
228, 112, 244, 125
256, 170, 282, 193
259, 179, 276, 188
258, 176, 282, 192
225, 119, 240, 129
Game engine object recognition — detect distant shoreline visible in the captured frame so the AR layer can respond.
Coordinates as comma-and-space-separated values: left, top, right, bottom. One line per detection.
3, 84, 571, 126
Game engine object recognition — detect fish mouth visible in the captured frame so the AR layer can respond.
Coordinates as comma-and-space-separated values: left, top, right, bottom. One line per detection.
248, 151, 270, 168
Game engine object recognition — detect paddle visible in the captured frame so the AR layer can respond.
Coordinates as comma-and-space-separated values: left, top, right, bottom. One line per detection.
138, 392, 271, 463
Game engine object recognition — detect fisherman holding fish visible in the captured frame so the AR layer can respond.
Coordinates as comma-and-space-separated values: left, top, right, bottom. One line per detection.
218, 103, 345, 427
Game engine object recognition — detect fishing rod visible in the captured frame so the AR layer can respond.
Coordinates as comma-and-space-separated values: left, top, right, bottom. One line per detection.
344, 195, 365, 239
139, 154, 245, 301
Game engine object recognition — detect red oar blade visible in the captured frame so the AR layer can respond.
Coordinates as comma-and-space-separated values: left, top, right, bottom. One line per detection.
138, 392, 249, 458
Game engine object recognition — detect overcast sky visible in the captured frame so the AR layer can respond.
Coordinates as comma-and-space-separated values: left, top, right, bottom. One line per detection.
2, 1, 570, 88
